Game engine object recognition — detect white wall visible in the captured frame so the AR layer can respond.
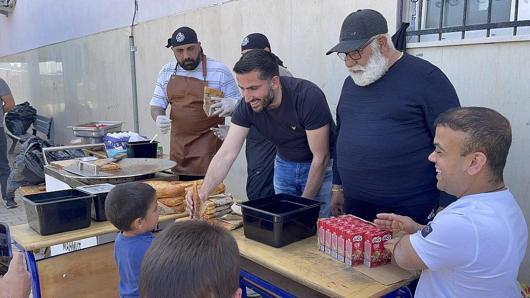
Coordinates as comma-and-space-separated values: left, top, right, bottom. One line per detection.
408, 39, 530, 283
0, 0, 233, 57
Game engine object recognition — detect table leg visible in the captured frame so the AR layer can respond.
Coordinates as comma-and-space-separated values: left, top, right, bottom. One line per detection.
239, 275, 248, 298
382, 285, 413, 298
240, 269, 295, 298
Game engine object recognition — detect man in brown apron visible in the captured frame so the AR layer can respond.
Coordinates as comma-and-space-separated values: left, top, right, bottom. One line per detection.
150, 27, 239, 181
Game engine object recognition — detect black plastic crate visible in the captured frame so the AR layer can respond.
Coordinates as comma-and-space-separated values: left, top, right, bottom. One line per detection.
21, 189, 94, 235
240, 194, 321, 248
127, 141, 158, 158
76, 184, 115, 221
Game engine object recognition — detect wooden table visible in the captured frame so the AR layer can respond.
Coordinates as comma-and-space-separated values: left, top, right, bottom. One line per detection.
11, 214, 186, 298
232, 228, 415, 297
12, 216, 414, 298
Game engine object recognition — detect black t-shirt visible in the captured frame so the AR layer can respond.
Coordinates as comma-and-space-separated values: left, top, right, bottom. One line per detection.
333, 53, 460, 205
232, 76, 334, 162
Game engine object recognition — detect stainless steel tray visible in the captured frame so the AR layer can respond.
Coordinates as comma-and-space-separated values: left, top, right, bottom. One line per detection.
71, 121, 122, 137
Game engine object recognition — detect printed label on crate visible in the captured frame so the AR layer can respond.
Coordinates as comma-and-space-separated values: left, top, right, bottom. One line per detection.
50, 237, 98, 256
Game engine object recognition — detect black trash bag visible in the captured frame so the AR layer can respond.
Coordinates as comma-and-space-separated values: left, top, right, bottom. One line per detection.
5, 152, 43, 201
5, 101, 37, 136
392, 22, 410, 52
5, 136, 87, 201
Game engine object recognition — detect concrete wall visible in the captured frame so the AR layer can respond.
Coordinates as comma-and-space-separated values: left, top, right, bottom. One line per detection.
408, 38, 530, 283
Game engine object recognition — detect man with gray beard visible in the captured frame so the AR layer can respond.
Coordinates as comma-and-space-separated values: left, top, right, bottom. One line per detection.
326, 9, 460, 224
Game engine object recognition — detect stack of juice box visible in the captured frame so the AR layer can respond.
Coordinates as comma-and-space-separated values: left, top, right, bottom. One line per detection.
317, 214, 392, 268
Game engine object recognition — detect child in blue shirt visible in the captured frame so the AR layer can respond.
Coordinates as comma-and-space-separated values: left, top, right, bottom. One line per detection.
105, 182, 159, 298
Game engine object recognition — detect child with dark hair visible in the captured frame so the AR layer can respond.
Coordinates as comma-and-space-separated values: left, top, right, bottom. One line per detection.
139, 221, 241, 298
105, 182, 159, 298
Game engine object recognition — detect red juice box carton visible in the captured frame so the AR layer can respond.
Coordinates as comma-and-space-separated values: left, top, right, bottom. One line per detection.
345, 227, 365, 266
317, 218, 330, 252
336, 226, 350, 262
331, 222, 346, 259
325, 219, 338, 255
363, 229, 392, 268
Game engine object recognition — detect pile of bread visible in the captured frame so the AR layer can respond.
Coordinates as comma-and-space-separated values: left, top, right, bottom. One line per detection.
143, 180, 228, 216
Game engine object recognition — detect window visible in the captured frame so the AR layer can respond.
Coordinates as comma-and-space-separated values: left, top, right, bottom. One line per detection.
404, 0, 530, 42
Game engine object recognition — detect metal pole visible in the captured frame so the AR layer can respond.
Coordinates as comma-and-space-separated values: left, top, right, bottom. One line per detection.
462, 0, 468, 39
129, 35, 139, 133
514, 0, 519, 35
418, 0, 424, 42
438, 0, 446, 40
486, 0, 493, 37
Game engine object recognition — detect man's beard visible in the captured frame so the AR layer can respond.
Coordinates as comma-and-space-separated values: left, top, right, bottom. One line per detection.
251, 86, 275, 112
179, 54, 201, 70
348, 41, 389, 87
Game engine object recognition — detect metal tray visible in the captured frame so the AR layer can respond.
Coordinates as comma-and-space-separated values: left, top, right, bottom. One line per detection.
47, 158, 176, 185
71, 121, 122, 137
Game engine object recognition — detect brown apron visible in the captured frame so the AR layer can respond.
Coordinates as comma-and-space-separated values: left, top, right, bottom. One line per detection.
167, 55, 224, 176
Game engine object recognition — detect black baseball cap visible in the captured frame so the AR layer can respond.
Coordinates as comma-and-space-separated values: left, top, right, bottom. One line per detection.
241, 33, 271, 51
165, 26, 199, 48
326, 9, 388, 55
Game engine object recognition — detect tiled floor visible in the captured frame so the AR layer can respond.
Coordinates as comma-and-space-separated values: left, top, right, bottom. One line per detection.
0, 192, 27, 226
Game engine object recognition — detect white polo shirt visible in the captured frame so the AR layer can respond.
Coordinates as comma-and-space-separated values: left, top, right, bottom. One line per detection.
410, 189, 527, 298
150, 57, 240, 109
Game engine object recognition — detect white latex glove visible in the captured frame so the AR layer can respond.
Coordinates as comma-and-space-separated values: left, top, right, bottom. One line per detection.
210, 124, 229, 141
155, 115, 171, 134
210, 97, 239, 117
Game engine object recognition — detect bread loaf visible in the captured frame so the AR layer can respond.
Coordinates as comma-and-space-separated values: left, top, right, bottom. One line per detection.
184, 182, 225, 197
204, 204, 231, 215
203, 208, 232, 219
100, 163, 120, 171
203, 86, 224, 117
143, 181, 187, 198
158, 197, 185, 207
172, 204, 185, 213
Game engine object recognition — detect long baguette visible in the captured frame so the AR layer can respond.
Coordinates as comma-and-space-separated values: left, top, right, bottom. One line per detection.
192, 181, 202, 219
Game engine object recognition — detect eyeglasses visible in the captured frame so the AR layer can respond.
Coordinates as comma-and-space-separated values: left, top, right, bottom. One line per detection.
337, 51, 362, 61
336, 36, 378, 61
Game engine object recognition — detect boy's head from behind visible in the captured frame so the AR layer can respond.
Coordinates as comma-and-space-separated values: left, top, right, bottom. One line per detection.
140, 221, 241, 298
105, 182, 158, 233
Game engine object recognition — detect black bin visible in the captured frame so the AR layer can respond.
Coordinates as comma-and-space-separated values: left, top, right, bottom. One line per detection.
76, 184, 115, 221
240, 194, 321, 248
21, 189, 94, 236
127, 141, 158, 158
